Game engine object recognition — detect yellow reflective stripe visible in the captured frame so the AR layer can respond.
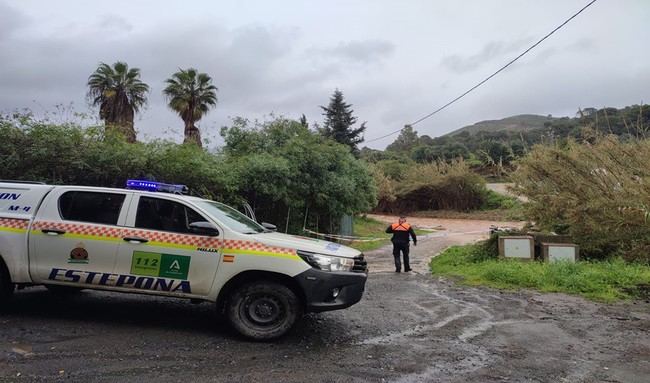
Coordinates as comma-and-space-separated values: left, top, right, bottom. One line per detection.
147, 241, 197, 251
28, 229, 299, 260
0, 227, 27, 234
31, 230, 196, 250
222, 248, 300, 261
62, 233, 121, 242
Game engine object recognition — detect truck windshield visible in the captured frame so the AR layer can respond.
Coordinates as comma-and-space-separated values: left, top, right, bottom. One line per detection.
195, 201, 265, 234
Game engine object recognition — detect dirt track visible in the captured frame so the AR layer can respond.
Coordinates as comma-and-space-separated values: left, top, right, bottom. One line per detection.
1, 217, 649, 382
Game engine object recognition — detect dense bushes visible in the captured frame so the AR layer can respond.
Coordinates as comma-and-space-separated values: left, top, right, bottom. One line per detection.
0, 114, 376, 234
372, 159, 491, 213
221, 117, 377, 232
0, 118, 234, 199
512, 134, 650, 263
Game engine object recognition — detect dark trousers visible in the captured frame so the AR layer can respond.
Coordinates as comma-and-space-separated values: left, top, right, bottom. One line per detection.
392, 242, 410, 271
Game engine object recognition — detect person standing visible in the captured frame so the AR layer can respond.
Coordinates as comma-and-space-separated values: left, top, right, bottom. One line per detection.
386, 216, 417, 272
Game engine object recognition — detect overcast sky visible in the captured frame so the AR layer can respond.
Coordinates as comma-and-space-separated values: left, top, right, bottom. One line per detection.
0, 0, 648, 148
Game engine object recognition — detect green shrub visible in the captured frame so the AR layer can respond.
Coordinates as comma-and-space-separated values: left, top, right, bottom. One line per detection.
376, 159, 489, 213
0, 114, 376, 235
480, 189, 519, 210
512, 134, 650, 262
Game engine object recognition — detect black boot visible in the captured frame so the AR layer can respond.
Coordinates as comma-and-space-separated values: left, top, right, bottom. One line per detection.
403, 248, 411, 272
393, 255, 401, 273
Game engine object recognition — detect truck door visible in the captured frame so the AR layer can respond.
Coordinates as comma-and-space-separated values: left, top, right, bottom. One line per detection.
29, 189, 132, 285
114, 195, 222, 297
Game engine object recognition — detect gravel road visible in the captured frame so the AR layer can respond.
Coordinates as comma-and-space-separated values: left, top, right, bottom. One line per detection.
1, 219, 648, 383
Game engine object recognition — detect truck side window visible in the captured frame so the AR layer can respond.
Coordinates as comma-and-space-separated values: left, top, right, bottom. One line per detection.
135, 197, 205, 234
58, 191, 126, 225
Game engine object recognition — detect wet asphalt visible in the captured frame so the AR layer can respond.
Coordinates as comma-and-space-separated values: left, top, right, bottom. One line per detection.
1, 236, 649, 383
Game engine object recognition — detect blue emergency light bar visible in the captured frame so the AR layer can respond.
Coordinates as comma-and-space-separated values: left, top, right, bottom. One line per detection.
126, 179, 188, 194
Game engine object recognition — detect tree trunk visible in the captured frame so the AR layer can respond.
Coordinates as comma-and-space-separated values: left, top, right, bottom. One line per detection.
104, 100, 136, 143
104, 122, 136, 143
184, 122, 202, 147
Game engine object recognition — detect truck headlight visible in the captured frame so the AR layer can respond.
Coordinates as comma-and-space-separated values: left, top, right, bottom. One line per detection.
297, 251, 355, 272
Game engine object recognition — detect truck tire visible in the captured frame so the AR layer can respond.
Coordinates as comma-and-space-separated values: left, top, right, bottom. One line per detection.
227, 281, 301, 340
0, 262, 14, 303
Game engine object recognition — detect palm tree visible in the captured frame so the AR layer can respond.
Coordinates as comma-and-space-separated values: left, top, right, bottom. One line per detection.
87, 62, 149, 143
163, 68, 218, 147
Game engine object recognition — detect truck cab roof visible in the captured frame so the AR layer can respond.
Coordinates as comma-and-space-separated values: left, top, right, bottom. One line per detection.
0, 182, 208, 218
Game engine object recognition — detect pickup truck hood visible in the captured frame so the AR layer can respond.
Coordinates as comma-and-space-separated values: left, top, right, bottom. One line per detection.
249, 232, 361, 258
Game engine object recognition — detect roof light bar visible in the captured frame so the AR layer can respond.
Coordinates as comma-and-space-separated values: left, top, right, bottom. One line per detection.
126, 179, 188, 194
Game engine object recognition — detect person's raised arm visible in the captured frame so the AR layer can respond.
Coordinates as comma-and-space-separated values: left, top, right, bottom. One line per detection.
386, 225, 394, 234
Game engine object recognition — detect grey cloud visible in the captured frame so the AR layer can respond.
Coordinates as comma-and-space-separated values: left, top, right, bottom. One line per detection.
566, 38, 595, 52
309, 40, 396, 64
332, 40, 395, 63
0, 0, 647, 149
0, 19, 322, 142
534, 38, 596, 63
0, 2, 28, 40
441, 38, 531, 73
98, 14, 134, 33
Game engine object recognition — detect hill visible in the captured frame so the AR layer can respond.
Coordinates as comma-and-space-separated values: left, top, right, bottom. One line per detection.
447, 114, 560, 136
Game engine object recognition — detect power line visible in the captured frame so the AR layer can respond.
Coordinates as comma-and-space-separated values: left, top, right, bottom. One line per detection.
365, 0, 598, 144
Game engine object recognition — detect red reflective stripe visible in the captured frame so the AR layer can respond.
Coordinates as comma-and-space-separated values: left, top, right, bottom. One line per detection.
0, 218, 29, 229
30, 220, 296, 255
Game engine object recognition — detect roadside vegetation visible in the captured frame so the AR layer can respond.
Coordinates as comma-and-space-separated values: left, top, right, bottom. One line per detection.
363, 105, 649, 177
431, 244, 650, 302
1, 65, 379, 236
367, 157, 524, 221
428, 129, 650, 302
3, 57, 649, 272
371, 159, 488, 212
413, 189, 524, 221
513, 134, 650, 263
0, 113, 376, 234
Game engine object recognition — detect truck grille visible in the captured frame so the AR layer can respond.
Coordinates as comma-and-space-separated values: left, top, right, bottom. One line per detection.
352, 254, 368, 273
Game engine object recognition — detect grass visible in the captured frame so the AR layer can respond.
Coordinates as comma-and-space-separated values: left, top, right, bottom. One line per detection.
430, 244, 650, 302
348, 215, 433, 252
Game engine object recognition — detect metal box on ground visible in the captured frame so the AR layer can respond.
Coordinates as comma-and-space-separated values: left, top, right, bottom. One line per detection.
498, 236, 534, 260
541, 243, 579, 263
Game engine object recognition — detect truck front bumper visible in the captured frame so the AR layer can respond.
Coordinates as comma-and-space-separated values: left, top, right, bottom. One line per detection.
294, 268, 367, 313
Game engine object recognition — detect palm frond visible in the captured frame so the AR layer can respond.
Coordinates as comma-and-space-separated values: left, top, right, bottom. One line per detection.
162, 67, 218, 123
86, 61, 149, 122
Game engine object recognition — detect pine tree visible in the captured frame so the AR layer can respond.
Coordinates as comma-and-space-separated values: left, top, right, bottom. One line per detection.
299, 114, 309, 129
386, 125, 418, 152
320, 89, 366, 155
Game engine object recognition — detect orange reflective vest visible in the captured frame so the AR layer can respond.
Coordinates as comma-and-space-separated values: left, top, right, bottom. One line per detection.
391, 223, 411, 231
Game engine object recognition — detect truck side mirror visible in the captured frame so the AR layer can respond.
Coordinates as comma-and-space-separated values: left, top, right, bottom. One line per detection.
189, 221, 219, 236
261, 222, 277, 231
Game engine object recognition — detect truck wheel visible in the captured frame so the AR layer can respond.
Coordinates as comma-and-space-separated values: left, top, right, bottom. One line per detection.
227, 281, 301, 340
0, 263, 14, 303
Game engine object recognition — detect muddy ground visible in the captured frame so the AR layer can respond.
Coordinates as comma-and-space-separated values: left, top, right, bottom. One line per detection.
1, 217, 648, 382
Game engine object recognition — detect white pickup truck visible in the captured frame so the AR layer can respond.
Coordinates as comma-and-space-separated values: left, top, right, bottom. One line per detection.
0, 180, 367, 340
